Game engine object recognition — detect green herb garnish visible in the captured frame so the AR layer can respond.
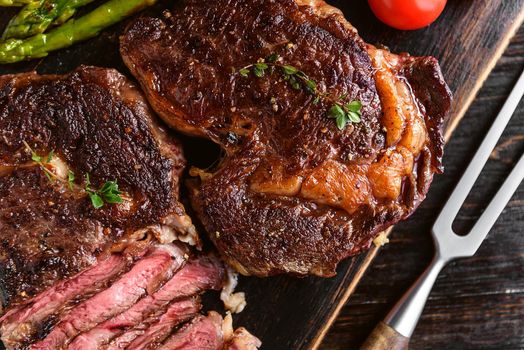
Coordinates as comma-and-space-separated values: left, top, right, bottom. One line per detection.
24, 140, 55, 182
328, 100, 363, 130
85, 173, 123, 209
67, 170, 75, 190
237, 54, 319, 96
236, 52, 362, 130
22, 140, 123, 209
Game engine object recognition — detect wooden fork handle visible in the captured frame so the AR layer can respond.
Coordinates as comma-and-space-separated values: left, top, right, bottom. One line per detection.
359, 321, 409, 350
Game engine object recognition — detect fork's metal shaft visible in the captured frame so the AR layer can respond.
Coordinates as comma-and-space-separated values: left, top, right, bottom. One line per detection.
384, 253, 447, 338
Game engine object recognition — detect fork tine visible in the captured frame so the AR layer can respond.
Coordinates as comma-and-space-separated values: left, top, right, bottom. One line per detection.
433, 68, 524, 257
435, 69, 524, 225
462, 152, 524, 255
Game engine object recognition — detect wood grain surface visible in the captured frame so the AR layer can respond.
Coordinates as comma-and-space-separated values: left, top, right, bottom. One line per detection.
321, 25, 524, 350
0, 1, 523, 350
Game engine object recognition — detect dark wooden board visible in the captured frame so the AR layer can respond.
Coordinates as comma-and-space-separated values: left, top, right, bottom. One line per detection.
322, 26, 524, 350
1, 1, 524, 349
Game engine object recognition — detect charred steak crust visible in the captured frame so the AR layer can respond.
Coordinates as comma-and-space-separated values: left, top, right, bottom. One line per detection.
121, 0, 452, 276
0, 66, 193, 307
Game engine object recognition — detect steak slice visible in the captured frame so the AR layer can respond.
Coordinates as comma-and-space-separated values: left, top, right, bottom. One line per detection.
106, 329, 145, 350
67, 255, 225, 349
0, 66, 197, 307
121, 0, 452, 277
29, 244, 185, 350
126, 297, 202, 350
158, 312, 225, 350
71, 297, 200, 350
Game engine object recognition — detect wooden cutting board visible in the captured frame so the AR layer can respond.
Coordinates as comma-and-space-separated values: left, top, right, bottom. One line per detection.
1, 1, 524, 349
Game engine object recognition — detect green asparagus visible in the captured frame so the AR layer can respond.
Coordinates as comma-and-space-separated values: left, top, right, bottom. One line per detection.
53, 0, 95, 25
0, 0, 32, 6
0, 0, 156, 64
2, 0, 96, 40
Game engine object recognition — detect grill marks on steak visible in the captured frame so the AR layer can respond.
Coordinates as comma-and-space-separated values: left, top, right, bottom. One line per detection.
67, 255, 225, 349
0, 66, 197, 308
121, 0, 452, 276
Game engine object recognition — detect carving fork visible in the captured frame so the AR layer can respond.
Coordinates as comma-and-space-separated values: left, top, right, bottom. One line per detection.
361, 68, 524, 350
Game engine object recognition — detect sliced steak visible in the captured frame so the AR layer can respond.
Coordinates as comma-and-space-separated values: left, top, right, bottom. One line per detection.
29, 244, 185, 350
126, 297, 202, 350
0, 66, 197, 309
157, 255, 226, 295
158, 312, 225, 350
0, 254, 127, 349
121, 0, 452, 276
67, 255, 225, 349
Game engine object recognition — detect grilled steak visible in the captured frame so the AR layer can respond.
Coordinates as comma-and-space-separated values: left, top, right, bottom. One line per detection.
0, 66, 259, 349
121, 0, 452, 276
0, 242, 237, 350
0, 66, 198, 309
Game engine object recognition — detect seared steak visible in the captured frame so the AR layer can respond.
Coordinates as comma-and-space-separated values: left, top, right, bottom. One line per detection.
121, 0, 452, 276
0, 66, 259, 349
0, 242, 241, 350
0, 66, 197, 309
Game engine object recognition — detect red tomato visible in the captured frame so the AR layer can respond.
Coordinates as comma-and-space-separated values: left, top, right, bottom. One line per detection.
368, 0, 447, 30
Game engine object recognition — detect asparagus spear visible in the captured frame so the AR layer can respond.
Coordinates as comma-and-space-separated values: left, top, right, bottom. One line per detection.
2, 0, 96, 40
0, 0, 32, 6
0, 0, 156, 64
53, 0, 95, 25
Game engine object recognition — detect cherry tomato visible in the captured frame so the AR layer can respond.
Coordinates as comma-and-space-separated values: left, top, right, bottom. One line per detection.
368, 0, 447, 30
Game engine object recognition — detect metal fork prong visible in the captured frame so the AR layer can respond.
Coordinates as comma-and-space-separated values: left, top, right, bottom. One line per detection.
433, 69, 524, 247
463, 152, 524, 255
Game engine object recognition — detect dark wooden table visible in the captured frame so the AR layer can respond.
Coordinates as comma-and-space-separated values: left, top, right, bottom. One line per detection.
320, 26, 524, 350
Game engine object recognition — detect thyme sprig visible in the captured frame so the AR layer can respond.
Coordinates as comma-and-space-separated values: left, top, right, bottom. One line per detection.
23, 141, 123, 209
236, 53, 361, 130
85, 173, 123, 209
23, 140, 56, 182
238, 54, 319, 95
328, 99, 362, 130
